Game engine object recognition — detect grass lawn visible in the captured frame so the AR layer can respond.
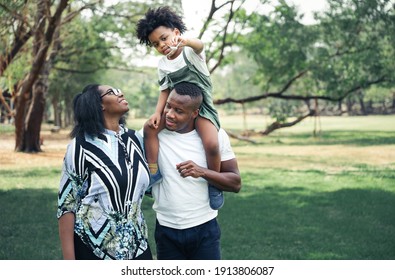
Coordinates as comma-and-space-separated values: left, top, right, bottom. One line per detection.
0, 115, 394, 259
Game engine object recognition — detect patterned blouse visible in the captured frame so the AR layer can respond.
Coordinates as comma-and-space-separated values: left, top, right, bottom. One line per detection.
57, 126, 151, 260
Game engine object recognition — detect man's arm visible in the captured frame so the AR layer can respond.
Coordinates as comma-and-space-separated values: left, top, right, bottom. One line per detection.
176, 158, 241, 193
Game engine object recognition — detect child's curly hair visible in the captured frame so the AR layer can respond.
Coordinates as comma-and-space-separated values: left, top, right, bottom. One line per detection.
136, 6, 187, 46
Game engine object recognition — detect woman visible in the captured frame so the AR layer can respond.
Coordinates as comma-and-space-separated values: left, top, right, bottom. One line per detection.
57, 84, 152, 260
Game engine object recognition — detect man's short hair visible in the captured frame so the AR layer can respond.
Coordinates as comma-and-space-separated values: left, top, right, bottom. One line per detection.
173, 82, 203, 109
173, 82, 202, 99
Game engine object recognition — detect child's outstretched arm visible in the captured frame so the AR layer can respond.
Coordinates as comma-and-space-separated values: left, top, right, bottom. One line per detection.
184, 38, 204, 55
148, 88, 170, 129
173, 36, 204, 55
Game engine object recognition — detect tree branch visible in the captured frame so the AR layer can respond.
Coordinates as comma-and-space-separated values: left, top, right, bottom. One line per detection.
214, 73, 386, 105
214, 70, 307, 104
61, 1, 101, 24
0, 28, 33, 76
17, 0, 69, 97
226, 129, 257, 143
209, 1, 238, 73
0, 88, 14, 117
53, 66, 147, 74
259, 110, 316, 135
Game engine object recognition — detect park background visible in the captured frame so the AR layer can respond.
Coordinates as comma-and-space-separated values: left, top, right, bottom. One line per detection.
0, 0, 394, 260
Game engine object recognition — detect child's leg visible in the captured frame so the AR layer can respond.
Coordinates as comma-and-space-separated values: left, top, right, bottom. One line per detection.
195, 117, 220, 173
196, 117, 223, 209
144, 122, 159, 174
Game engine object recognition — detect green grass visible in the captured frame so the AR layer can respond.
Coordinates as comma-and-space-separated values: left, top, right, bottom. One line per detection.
265, 130, 395, 146
0, 123, 14, 134
0, 168, 62, 260
220, 168, 395, 259
0, 115, 394, 259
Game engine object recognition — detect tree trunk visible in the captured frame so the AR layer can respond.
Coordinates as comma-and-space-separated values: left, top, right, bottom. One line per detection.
313, 98, 321, 137
358, 90, 367, 115
25, 25, 60, 151
242, 103, 248, 135
47, 25, 64, 127
366, 99, 373, 114
346, 96, 353, 115
14, 0, 69, 152
337, 99, 343, 115
382, 100, 387, 113
23, 80, 46, 152
15, 0, 46, 152
14, 83, 31, 151
52, 98, 62, 127
65, 99, 73, 127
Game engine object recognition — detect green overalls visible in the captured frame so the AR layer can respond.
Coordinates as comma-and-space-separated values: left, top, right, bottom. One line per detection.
159, 50, 220, 130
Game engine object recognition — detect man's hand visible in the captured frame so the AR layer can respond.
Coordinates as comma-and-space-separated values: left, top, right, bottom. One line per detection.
176, 158, 241, 193
176, 160, 205, 178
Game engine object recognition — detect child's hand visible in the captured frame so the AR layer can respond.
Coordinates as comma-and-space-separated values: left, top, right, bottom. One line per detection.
170, 36, 203, 55
148, 112, 161, 129
170, 35, 187, 48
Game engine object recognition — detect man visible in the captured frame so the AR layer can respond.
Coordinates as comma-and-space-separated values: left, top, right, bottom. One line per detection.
145, 82, 241, 260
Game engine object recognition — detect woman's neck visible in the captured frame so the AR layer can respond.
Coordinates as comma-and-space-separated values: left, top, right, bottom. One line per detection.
104, 118, 120, 133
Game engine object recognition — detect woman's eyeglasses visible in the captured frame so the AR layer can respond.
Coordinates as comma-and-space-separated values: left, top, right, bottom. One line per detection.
101, 88, 122, 98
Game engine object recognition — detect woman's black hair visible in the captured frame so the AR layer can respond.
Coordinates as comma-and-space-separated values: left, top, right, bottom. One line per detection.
70, 84, 104, 138
70, 84, 126, 139
136, 6, 187, 46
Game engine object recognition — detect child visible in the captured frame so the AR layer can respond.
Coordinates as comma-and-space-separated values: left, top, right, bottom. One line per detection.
136, 6, 224, 210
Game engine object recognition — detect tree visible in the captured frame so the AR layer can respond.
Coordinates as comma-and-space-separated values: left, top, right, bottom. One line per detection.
199, 0, 263, 73
0, 0, 34, 120
217, 0, 395, 135
14, 0, 69, 152
0, 1, 34, 76
1, 0, 173, 152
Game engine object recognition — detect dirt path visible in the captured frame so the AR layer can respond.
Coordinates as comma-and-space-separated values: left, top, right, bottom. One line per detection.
1, 128, 394, 172
0, 130, 69, 170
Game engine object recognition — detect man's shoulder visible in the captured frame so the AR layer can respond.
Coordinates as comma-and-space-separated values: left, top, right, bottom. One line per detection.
155, 128, 229, 143
218, 128, 229, 140
159, 129, 198, 138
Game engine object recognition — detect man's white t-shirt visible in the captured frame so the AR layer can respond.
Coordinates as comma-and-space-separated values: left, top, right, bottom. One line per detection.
152, 128, 235, 229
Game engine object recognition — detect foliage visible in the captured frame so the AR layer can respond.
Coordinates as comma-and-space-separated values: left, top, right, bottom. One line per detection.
0, 0, 34, 88
46, 0, 183, 123
315, 0, 395, 94
101, 67, 159, 118
1, 0, 395, 138
236, 0, 395, 122
241, 2, 316, 87
47, 13, 114, 124
211, 52, 263, 112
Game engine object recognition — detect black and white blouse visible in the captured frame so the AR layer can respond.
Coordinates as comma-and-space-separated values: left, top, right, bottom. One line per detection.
57, 126, 151, 259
